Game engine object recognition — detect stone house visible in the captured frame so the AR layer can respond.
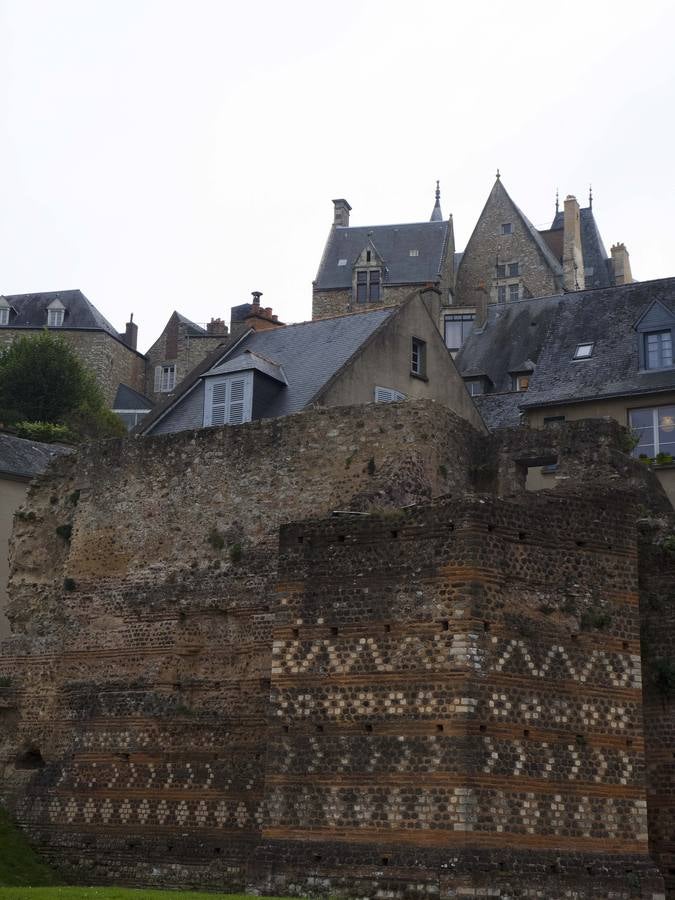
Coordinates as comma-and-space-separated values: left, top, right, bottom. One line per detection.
455, 275, 675, 504
312, 187, 455, 322
140, 289, 484, 436
0, 290, 146, 407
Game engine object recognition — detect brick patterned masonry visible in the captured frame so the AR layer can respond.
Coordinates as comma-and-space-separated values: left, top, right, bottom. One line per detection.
0, 401, 672, 899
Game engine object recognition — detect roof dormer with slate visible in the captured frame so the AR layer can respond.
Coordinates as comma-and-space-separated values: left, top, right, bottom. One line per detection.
312, 186, 455, 322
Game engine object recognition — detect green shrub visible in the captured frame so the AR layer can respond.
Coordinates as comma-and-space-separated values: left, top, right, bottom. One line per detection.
15, 421, 75, 444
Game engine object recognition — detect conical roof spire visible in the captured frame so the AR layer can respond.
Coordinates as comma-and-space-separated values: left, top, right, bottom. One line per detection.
430, 180, 443, 221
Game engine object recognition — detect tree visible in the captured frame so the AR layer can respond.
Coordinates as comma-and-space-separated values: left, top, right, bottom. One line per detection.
0, 331, 126, 441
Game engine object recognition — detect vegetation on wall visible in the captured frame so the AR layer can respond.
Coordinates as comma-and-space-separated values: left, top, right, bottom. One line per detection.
0, 332, 125, 442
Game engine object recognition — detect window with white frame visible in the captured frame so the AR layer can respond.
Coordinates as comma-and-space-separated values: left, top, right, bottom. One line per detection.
464, 379, 484, 396
411, 337, 427, 377
47, 307, 64, 327
629, 405, 675, 459
0, 306, 9, 326
644, 330, 673, 370
444, 313, 475, 351
374, 386, 406, 403
509, 283, 519, 301
573, 342, 594, 359
204, 373, 253, 427
154, 364, 176, 393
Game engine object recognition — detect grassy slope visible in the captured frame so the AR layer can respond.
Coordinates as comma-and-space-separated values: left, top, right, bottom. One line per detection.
0, 891, 292, 899
0, 809, 59, 887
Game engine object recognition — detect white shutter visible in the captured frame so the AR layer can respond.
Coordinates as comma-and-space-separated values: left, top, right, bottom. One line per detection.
375, 386, 406, 403
204, 373, 252, 427
154, 365, 162, 392
228, 378, 246, 424
210, 381, 228, 426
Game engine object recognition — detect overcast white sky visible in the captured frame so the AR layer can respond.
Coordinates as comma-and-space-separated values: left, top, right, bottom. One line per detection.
1, 0, 674, 351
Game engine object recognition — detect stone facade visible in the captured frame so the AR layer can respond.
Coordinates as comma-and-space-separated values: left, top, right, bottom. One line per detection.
0, 404, 672, 898
0, 329, 146, 408
312, 285, 423, 321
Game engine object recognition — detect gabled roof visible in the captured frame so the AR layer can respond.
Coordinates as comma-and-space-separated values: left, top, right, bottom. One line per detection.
141, 306, 398, 434
315, 222, 449, 290
113, 384, 154, 410
207, 350, 288, 385
0, 433, 70, 480
0, 290, 119, 336
174, 312, 207, 335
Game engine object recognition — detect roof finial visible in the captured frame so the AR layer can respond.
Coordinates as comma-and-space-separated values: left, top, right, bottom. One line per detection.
555, 188, 559, 215
430, 180, 443, 221
589, 183, 593, 209
496, 168, 501, 181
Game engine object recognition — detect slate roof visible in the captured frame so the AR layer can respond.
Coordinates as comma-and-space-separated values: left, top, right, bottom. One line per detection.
521, 277, 675, 410
175, 312, 207, 335
549, 207, 612, 289
315, 222, 449, 290
113, 384, 153, 411
0, 433, 70, 480
472, 393, 525, 429
0, 290, 119, 336
208, 350, 288, 385
141, 307, 397, 433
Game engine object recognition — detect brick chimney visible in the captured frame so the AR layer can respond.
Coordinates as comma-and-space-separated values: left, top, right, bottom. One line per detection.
230, 292, 284, 337
562, 195, 585, 292
120, 313, 138, 350
610, 243, 633, 285
333, 199, 351, 227
206, 317, 228, 336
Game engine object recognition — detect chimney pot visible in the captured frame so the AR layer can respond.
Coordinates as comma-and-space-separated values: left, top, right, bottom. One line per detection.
332, 198, 352, 227
251, 291, 262, 308
264, 307, 273, 317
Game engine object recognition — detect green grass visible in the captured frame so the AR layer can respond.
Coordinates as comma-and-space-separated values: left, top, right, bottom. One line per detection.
0, 809, 59, 887
0, 891, 292, 899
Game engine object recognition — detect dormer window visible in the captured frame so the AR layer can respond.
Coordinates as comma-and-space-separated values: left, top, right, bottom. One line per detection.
0, 306, 9, 326
47, 307, 64, 327
337, 258, 347, 266
573, 342, 594, 359
645, 330, 673, 369
356, 270, 380, 303
204, 372, 253, 427
511, 372, 530, 392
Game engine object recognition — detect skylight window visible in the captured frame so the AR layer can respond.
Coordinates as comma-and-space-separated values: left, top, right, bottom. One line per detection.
573, 342, 594, 359
409, 249, 419, 256
337, 259, 347, 266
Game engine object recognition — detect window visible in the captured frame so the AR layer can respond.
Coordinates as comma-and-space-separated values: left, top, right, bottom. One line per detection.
154, 364, 176, 393
204, 373, 253, 427
47, 308, 64, 327
409, 249, 419, 257
629, 405, 675, 459
511, 373, 530, 392
411, 338, 427, 377
644, 331, 673, 369
114, 409, 151, 431
444, 313, 475, 351
496, 264, 506, 279
508, 262, 519, 277
0, 307, 9, 326
501, 223, 512, 235
497, 285, 507, 303
356, 270, 381, 303
543, 415, 566, 425
337, 258, 347, 266
374, 386, 406, 403
573, 342, 594, 359
366, 250, 372, 263
464, 379, 484, 397
509, 284, 519, 301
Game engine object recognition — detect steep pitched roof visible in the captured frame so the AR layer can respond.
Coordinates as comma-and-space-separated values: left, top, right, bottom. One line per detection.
141, 307, 398, 433
521, 277, 675, 409
0, 433, 70, 480
174, 312, 207, 335
315, 222, 449, 290
549, 207, 612, 289
0, 290, 119, 336
113, 384, 153, 410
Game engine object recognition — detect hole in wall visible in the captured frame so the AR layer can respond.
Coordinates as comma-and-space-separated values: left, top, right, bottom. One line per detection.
479, 724, 486, 733
365, 724, 373, 733
292, 628, 299, 638
314, 854, 322, 862
282, 725, 289, 733
330, 626, 339, 636
381, 856, 389, 866
483, 621, 491, 632
441, 620, 449, 631
523, 729, 530, 738
576, 540, 586, 548
338, 535, 345, 543
316, 724, 324, 733
214, 847, 221, 855
384, 624, 391, 633
436, 724, 444, 733
487, 523, 495, 533
15, 747, 45, 770
622, 641, 629, 650
390, 530, 398, 539
518, 532, 526, 541
297, 536, 304, 544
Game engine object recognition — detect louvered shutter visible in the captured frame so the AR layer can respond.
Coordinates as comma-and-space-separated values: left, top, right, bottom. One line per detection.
375, 386, 394, 403
154, 366, 162, 392
210, 381, 229, 426
228, 378, 246, 424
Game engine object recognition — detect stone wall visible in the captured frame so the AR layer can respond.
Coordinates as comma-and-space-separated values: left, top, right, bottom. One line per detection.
312, 285, 429, 320
144, 315, 227, 403
0, 329, 146, 407
0, 404, 672, 898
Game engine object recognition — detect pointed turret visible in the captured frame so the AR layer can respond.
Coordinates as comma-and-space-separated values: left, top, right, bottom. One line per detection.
430, 180, 443, 221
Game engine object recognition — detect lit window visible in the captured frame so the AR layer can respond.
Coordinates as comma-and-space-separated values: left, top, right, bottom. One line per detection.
501, 223, 512, 235
204, 373, 253, 427
154, 364, 176, 393
356, 270, 381, 303
444, 313, 475, 351
508, 262, 519, 277
497, 286, 506, 303
509, 284, 519, 301
512, 373, 530, 392
629, 405, 675, 460
644, 331, 673, 369
411, 338, 427, 377
573, 343, 594, 359
374, 386, 406, 403
47, 308, 64, 327
0, 307, 9, 326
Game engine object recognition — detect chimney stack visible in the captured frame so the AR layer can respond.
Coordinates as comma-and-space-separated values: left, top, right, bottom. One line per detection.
562, 195, 585, 292
332, 199, 351, 227
610, 243, 633, 285
121, 313, 138, 350
206, 317, 228, 336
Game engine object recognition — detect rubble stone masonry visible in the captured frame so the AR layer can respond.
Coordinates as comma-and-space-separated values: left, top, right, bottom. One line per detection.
0, 402, 672, 898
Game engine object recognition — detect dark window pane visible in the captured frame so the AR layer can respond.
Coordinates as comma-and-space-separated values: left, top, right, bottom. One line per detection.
509, 284, 519, 300
357, 283, 367, 302
357, 270, 367, 283
497, 286, 506, 303
369, 282, 380, 301
496, 265, 506, 278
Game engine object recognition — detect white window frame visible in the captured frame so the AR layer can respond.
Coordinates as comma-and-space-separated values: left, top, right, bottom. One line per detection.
411, 337, 427, 377
47, 307, 64, 327
573, 342, 594, 359
203, 372, 253, 427
0, 306, 9, 326
154, 364, 176, 393
629, 405, 675, 459
374, 386, 406, 403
